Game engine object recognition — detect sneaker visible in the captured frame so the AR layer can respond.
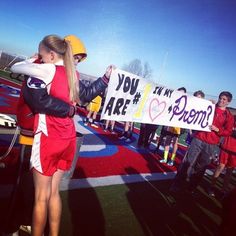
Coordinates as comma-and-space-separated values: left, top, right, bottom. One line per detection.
119, 135, 127, 140
91, 123, 98, 128
159, 159, 167, 163
167, 160, 174, 166
109, 128, 115, 134
19, 225, 31, 234
104, 128, 108, 132
11, 231, 19, 236
125, 138, 131, 142
83, 118, 89, 125
83, 119, 89, 126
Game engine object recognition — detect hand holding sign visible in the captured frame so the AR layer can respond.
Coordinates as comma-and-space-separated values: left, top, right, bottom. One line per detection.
105, 65, 116, 80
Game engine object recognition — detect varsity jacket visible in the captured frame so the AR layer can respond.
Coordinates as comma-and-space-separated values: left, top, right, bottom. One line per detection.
22, 73, 108, 116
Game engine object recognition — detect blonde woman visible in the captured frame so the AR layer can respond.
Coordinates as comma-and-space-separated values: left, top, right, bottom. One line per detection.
11, 34, 81, 236
11, 34, 112, 235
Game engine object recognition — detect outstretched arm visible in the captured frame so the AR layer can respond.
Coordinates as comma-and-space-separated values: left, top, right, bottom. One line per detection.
79, 65, 113, 104
21, 65, 114, 117
79, 75, 108, 104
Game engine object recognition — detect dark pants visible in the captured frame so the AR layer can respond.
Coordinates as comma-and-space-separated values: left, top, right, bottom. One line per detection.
4, 145, 34, 233
156, 126, 168, 151
171, 138, 216, 191
138, 124, 158, 148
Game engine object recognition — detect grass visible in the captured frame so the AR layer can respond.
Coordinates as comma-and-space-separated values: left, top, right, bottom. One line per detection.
1, 172, 231, 236
57, 176, 231, 236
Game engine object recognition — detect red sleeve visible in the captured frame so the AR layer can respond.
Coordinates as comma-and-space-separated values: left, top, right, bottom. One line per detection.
218, 111, 234, 137
16, 81, 34, 131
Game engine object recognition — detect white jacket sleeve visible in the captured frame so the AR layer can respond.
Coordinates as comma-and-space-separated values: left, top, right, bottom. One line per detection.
11, 59, 55, 85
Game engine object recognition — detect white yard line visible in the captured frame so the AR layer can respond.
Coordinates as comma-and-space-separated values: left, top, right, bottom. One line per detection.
60, 171, 177, 191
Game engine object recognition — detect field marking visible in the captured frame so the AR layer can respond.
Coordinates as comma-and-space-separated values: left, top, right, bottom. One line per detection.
60, 172, 177, 191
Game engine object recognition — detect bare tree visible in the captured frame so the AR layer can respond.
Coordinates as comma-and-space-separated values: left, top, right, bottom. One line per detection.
122, 59, 152, 79
143, 62, 152, 79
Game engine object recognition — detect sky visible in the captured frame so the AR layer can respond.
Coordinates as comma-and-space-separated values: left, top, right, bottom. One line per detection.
1, 0, 236, 107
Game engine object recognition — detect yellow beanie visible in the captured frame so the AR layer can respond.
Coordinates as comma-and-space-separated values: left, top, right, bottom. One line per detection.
64, 35, 87, 61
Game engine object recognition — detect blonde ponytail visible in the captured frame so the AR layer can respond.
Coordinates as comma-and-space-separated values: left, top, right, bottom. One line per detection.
63, 40, 79, 103
40, 35, 80, 103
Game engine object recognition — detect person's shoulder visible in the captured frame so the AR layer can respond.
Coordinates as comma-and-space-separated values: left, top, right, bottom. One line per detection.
225, 108, 234, 119
40, 63, 55, 69
226, 107, 233, 114
31, 63, 56, 84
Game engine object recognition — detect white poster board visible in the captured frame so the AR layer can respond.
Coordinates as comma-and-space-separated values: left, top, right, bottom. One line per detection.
101, 69, 215, 131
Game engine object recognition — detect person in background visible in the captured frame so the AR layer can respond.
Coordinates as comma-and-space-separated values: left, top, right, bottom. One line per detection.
137, 123, 158, 149
193, 90, 205, 98
84, 92, 103, 128
184, 90, 205, 179
104, 119, 116, 133
185, 90, 205, 146
159, 126, 181, 166
208, 114, 236, 197
119, 121, 134, 142
155, 126, 168, 153
159, 87, 186, 166
137, 123, 158, 148
170, 91, 234, 194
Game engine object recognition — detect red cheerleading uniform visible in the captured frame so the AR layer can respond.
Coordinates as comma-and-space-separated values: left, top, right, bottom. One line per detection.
16, 80, 34, 135
11, 58, 109, 176
31, 65, 76, 176
16, 58, 72, 136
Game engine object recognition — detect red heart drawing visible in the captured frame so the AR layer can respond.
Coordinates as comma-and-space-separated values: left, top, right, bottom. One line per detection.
149, 99, 166, 122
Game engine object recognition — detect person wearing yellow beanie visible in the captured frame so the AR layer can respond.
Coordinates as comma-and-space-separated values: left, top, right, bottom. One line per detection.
64, 34, 87, 65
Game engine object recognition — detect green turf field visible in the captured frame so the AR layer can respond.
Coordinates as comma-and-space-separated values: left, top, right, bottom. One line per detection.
57, 175, 235, 236
2, 173, 234, 235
